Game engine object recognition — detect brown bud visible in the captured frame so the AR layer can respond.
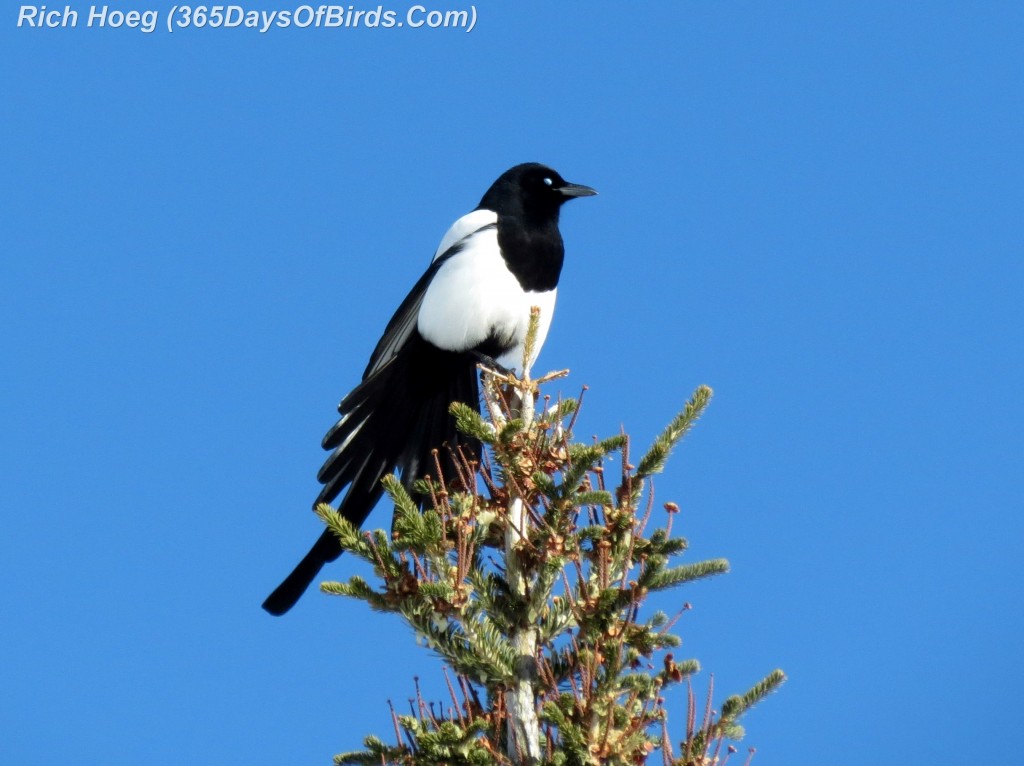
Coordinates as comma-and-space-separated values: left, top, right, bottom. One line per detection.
395, 572, 419, 598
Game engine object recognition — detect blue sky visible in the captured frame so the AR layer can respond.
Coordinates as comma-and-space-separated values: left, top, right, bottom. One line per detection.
2, 2, 1022, 764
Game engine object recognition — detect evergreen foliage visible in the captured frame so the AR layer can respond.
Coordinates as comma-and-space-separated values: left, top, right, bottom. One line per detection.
320, 313, 784, 766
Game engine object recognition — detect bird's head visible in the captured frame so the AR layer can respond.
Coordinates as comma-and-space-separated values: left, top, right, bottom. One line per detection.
478, 163, 597, 221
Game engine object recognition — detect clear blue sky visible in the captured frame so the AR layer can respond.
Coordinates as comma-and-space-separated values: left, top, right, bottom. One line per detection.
2, 3, 1021, 764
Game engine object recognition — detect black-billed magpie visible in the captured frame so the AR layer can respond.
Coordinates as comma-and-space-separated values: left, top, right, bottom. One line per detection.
262, 163, 596, 615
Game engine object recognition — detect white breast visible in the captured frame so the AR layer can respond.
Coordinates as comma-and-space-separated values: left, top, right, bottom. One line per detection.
418, 213, 556, 370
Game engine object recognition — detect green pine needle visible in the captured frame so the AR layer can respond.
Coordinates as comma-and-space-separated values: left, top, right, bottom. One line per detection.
381, 474, 417, 518
314, 503, 365, 554
556, 435, 627, 500
545, 397, 578, 421
721, 668, 787, 721
449, 401, 496, 444
574, 490, 614, 507
646, 558, 730, 591
635, 385, 713, 480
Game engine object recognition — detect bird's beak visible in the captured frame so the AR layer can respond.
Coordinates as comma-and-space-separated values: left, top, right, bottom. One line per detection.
557, 182, 598, 198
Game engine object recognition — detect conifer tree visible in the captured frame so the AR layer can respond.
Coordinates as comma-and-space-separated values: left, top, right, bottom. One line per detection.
317, 309, 784, 766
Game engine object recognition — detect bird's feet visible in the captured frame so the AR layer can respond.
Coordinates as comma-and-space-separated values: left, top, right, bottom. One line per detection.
471, 351, 517, 380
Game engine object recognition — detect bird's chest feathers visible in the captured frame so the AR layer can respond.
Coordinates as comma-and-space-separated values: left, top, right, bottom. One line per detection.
417, 226, 556, 360
497, 217, 564, 293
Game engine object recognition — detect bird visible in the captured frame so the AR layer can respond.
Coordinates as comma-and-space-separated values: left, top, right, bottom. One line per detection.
262, 162, 596, 615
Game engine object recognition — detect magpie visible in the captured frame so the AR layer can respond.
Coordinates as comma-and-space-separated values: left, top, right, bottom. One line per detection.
262, 163, 596, 615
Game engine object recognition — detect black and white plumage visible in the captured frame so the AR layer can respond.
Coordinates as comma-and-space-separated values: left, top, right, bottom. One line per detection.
262, 163, 596, 615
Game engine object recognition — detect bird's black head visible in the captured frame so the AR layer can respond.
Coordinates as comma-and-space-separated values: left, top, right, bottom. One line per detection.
478, 163, 597, 222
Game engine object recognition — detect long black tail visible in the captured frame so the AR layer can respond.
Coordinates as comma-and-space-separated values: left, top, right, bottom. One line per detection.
261, 528, 338, 615
262, 333, 479, 615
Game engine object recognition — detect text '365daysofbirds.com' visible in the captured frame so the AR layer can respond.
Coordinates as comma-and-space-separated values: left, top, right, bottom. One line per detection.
15, 4, 479, 33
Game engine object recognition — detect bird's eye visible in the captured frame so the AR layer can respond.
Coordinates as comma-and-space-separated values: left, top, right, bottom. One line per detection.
543, 177, 553, 187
